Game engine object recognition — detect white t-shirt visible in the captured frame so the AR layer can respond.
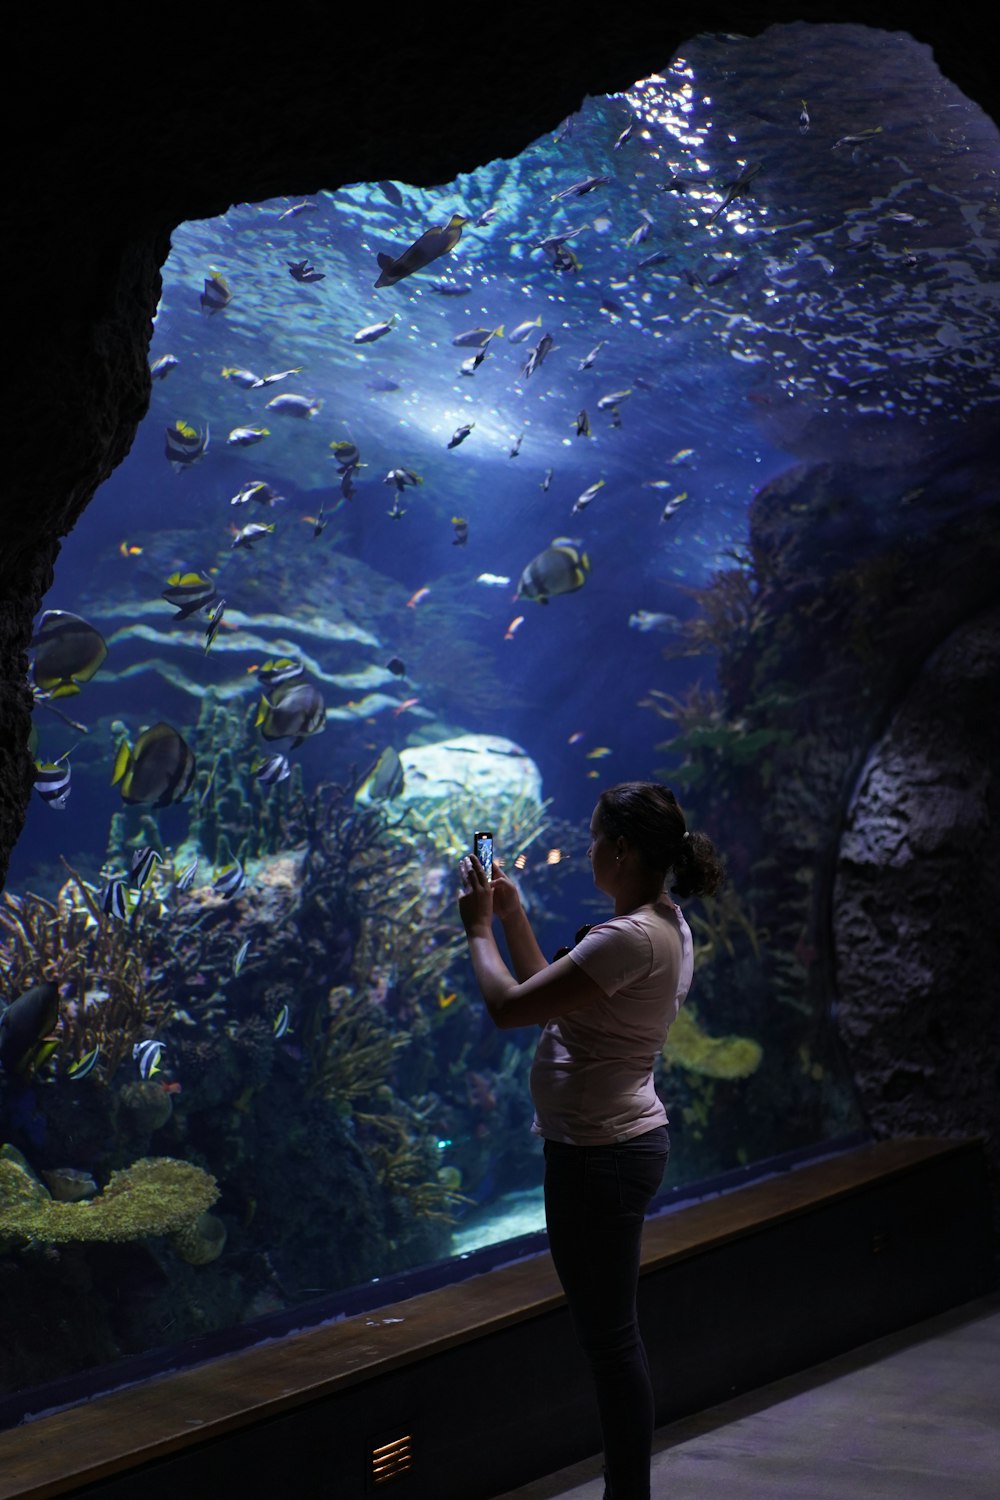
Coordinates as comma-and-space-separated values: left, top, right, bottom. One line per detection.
530, 895, 694, 1146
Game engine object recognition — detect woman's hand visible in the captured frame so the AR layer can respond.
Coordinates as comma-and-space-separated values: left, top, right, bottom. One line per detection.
458, 854, 494, 937
490, 861, 523, 923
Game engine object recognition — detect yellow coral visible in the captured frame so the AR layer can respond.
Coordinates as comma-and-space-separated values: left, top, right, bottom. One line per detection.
664, 1006, 763, 1080
0, 1154, 219, 1247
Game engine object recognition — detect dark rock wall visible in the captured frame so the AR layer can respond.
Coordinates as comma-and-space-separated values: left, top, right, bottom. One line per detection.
833, 605, 1000, 1166
3, 5, 998, 1222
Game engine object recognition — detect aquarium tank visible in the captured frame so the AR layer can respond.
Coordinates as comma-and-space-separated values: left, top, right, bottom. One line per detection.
2, 22, 997, 1418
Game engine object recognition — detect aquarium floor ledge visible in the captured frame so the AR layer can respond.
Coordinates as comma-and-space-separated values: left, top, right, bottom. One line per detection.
0, 1136, 992, 1500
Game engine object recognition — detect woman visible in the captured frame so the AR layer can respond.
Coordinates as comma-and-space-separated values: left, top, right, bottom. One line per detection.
458, 782, 724, 1500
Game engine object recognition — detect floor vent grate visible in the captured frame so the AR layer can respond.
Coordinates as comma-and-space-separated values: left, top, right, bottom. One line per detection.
369, 1431, 414, 1488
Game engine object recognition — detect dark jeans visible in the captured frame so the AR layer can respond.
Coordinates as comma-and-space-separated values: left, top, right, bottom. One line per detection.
543, 1126, 669, 1500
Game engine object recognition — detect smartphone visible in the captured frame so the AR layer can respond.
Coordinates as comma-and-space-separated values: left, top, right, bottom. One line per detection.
473, 830, 494, 881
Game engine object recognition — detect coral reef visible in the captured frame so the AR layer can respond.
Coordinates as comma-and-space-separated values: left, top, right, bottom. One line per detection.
664, 1006, 763, 1080
0, 1153, 219, 1249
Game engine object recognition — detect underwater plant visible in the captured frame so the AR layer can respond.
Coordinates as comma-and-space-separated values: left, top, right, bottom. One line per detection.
663, 1005, 763, 1081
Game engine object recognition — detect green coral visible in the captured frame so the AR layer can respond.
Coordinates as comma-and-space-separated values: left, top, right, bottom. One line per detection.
664, 1006, 763, 1080
0, 1153, 219, 1248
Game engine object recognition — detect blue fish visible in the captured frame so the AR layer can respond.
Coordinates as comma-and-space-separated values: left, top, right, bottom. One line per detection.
133, 1039, 164, 1080
214, 860, 247, 900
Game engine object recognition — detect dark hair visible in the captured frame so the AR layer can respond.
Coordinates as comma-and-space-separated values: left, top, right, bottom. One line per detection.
595, 781, 725, 900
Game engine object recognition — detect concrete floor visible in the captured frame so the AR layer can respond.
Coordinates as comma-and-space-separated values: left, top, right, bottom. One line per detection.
494, 1293, 1000, 1499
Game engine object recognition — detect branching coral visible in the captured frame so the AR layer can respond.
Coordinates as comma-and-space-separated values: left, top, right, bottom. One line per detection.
662, 551, 769, 661
352, 1109, 468, 1226
305, 985, 411, 1103
0, 862, 173, 1083
0, 1153, 219, 1248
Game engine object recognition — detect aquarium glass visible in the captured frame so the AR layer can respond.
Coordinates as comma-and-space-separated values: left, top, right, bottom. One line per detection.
3, 22, 997, 1413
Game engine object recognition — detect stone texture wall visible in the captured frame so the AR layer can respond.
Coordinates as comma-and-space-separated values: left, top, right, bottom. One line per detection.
833, 605, 1000, 1181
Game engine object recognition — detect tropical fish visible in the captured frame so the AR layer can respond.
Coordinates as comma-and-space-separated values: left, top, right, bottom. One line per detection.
522, 333, 555, 379
200, 273, 231, 314
118, 542, 143, 557
613, 123, 634, 150
353, 315, 396, 344
67, 1045, 101, 1081
161, 571, 217, 619
214, 860, 247, 900
406, 586, 431, 607
129, 845, 163, 890
253, 752, 291, 786
255, 682, 326, 746
550, 242, 582, 274
227, 426, 270, 447
366, 375, 401, 391
31, 610, 108, 697
259, 658, 305, 690
452, 325, 503, 348
254, 368, 303, 387
273, 1005, 292, 1039
0, 982, 60, 1077
175, 856, 199, 892
448, 423, 475, 449
598, 389, 632, 410
459, 350, 489, 376
573, 478, 605, 514
112, 723, 197, 808
204, 598, 226, 651
277, 200, 316, 219
330, 440, 361, 469
264, 393, 321, 418
231, 480, 284, 508
165, 419, 209, 470
100, 876, 130, 919
508, 315, 542, 344
568, 731, 585, 744
430, 280, 472, 296
551, 174, 609, 200
288, 259, 325, 283
386, 657, 406, 676
150, 354, 178, 380
504, 615, 525, 640
374, 214, 468, 288
476, 573, 510, 587
476, 206, 500, 226
575, 410, 591, 438
578, 341, 605, 370
133, 1039, 165, 1079
586, 747, 613, 759
310, 509, 328, 538
232, 521, 275, 549
708, 161, 762, 225
637, 250, 672, 269
517, 538, 591, 604
437, 986, 458, 1009
509, 433, 525, 458
378, 179, 404, 207
629, 611, 682, 633
387, 499, 407, 520
833, 126, 882, 149
233, 939, 251, 976
541, 468, 553, 491
384, 467, 422, 491
670, 447, 695, 465
34, 759, 71, 809
221, 366, 262, 388
661, 493, 688, 520
393, 697, 420, 717
361, 745, 404, 801
451, 516, 469, 545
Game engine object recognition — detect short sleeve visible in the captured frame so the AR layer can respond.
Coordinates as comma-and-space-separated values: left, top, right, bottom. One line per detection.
568, 918, 654, 998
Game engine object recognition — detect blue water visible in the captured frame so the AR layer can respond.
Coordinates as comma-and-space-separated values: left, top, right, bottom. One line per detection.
2, 21, 997, 1404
